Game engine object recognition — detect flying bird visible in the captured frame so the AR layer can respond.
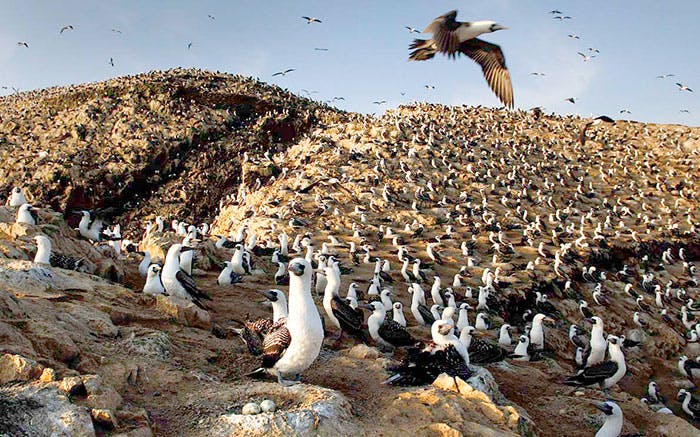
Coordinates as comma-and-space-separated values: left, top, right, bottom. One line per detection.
408, 10, 513, 108
568, 34, 580, 39
207, 14, 215, 20
549, 10, 563, 14
680, 109, 690, 113
619, 109, 631, 114
588, 47, 600, 53
302, 16, 322, 24
372, 100, 387, 105
405, 26, 420, 34
565, 97, 576, 104
109, 57, 115, 67
578, 52, 595, 62
17, 42, 29, 48
111, 28, 122, 34
272, 69, 295, 77
676, 83, 693, 92
314, 47, 328, 51
59, 25, 74, 34
530, 72, 546, 76
656, 74, 674, 79
554, 15, 572, 20
187, 42, 192, 50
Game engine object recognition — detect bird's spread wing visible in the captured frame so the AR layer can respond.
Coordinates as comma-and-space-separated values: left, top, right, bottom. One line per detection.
426, 11, 461, 56
458, 38, 514, 108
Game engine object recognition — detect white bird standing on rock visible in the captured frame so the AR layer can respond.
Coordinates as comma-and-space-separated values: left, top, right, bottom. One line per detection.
161, 243, 210, 308
250, 258, 324, 386
8, 187, 27, 206
143, 264, 166, 296
16, 203, 38, 225
33, 235, 51, 264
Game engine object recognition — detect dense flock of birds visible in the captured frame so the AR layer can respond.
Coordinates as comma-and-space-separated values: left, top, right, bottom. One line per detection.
7, 99, 699, 435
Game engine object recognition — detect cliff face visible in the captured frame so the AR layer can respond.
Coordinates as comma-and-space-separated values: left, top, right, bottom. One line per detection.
0, 70, 700, 436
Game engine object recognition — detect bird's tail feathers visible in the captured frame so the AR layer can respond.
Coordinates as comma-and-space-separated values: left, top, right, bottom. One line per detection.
408, 39, 437, 62
245, 367, 268, 379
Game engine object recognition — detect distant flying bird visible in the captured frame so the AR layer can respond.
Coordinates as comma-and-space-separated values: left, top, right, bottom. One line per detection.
425, 85, 435, 90
549, 10, 563, 14
405, 26, 420, 34
408, 10, 513, 108
59, 25, 74, 34
676, 83, 693, 92
332, 96, 345, 101
620, 109, 631, 114
565, 97, 576, 104
568, 34, 580, 39
109, 57, 115, 67
680, 109, 690, 113
272, 69, 295, 77
588, 47, 600, 53
111, 28, 122, 34
207, 14, 215, 20
554, 16, 572, 20
578, 52, 595, 62
656, 74, 675, 79
302, 16, 322, 24
373, 100, 387, 105
530, 72, 546, 76
17, 42, 29, 48
301, 89, 318, 96
314, 47, 328, 51
187, 42, 192, 50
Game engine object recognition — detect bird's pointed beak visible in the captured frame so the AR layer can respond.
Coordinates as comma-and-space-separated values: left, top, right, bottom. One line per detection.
438, 323, 454, 335
594, 402, 613, 415
259, 289, 278, 302
289, 262, 305, 276
544, 317, 555, 323
494, 24, 508, 31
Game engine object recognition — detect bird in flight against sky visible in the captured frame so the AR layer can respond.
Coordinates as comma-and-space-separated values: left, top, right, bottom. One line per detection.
372, 100, 386, 105
314, 47, 328, 51
272, 69, 295, 77
676, 83, 693, 92
187, 42, 192, 49
578, 52, 595, 62
109, 57, 115, 67
60, 25, 74, 34
408, 10, 513, 108
17, 42, 29, 48
111, 28, 122, 34
656, 74, 674, 79
680, 109, 690, 113
565, 97, 576, 104
620, 109, 631, 114
568, 34, 580, 39
549, 10, 563, 15
207, 14, 215, 20
530, 72, 546, 76
405, 26, 420, 34
302, 16, 322, 24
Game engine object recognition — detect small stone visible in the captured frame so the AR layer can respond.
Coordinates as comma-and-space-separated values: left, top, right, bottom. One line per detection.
259, 399, 276, 413
0, 353, 44, 384
39, 368, 57, 383
242, 402, 261, 415
59, 376, 86, 396
91, 408, 118, 429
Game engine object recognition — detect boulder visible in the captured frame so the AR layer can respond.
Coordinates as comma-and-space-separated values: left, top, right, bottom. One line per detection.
155, 295, 212, 330
0, 383, 95, 436
0, 353, 44, 384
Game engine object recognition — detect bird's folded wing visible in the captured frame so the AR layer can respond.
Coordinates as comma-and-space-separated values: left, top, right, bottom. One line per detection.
583, 360, 618, 378
331, 296, 363, 330
379, 320, 414, 345
261, 325, 291, 368
459, 38, 514, 108
417, 304, 436, 325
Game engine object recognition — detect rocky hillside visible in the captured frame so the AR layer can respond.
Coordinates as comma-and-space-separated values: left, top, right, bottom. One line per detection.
1, 70, 700, 436
0, 69, 343, 231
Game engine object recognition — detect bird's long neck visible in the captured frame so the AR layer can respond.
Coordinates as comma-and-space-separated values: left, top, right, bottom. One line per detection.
597, 414, 622, 437
35, 242, 51, 264
272, 300, 288, 322
288, 274, 317, 332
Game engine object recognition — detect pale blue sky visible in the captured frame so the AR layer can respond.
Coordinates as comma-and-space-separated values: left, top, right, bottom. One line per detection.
0, 1, 697, 125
